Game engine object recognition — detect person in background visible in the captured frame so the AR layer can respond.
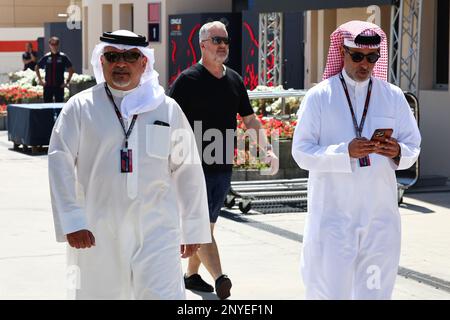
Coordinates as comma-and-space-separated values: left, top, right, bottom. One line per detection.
22, 42, 37, 71
36, 36, 74, 103
169, 21, 278, 300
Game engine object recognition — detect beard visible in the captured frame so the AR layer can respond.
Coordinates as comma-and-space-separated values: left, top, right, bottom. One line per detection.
111, 69, 132, 88
214, 52, 229, 64
111, 78, 131, 88
355, 68, 370, 81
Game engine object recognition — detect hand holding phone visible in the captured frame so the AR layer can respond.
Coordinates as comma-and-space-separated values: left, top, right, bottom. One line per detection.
371, 128, 400, 159
370, 128, 393, 142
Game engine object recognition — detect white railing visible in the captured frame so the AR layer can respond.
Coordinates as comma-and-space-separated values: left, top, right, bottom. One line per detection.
247, 89, 307, 115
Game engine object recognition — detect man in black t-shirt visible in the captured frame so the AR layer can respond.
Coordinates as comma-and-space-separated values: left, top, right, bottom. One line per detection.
169, 21, 278, 300
22, 42, 37, 71
36, 36, 74, 103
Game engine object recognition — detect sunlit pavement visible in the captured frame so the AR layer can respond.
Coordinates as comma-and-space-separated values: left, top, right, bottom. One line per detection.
1, 131, 449, 300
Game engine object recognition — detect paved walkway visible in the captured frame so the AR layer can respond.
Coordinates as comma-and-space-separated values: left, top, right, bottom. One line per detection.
0, 131, 449, 299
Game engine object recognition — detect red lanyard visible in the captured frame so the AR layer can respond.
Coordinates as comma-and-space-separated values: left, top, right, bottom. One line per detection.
339, 73, 373, 138
104, 83, 138, 149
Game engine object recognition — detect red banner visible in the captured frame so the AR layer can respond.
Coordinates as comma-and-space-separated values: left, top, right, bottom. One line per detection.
0, 40, 37, 52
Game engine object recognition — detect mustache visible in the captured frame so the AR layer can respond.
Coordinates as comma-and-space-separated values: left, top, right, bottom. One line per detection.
112, 68, 130, 74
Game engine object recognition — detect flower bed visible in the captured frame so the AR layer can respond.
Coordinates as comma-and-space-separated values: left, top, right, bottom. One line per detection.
0, 70, 96, 114
0, 86, 42, 105
69, 80, 97, 96
258, 114, 297, 140
234, 114, 297, 170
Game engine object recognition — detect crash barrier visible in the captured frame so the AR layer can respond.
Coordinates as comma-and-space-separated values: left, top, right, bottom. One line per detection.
396, 92, 420, 204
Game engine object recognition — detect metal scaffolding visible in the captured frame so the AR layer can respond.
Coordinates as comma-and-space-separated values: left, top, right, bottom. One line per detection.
258, 12, 283, 87
389, 0, 422, 96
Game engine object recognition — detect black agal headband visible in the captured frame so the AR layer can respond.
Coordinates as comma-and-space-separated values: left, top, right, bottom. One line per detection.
100, 32, 149, 47
354, 33, 381, 46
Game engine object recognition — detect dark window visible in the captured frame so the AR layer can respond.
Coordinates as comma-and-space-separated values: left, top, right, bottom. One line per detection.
435, 0, 449, 86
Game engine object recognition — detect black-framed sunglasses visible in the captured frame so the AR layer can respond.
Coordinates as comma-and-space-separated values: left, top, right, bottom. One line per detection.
343, 45, 380, 64
202, 36, 230, 45
103, 51, 143, 63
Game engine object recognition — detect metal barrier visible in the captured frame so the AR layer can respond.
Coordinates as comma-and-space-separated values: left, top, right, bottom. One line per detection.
226, 90, 420, 213
227, 90, 308, 213
396, 91, 420, 203
247, 89, 307, 115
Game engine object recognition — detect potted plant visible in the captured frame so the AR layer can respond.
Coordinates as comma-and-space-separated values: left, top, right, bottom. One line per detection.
69, 74, 96, 97
232, 114, 307, 181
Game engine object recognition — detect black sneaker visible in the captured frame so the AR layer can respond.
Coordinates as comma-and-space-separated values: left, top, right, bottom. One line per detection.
215, 274, 232, 300
184, 274, 214, 292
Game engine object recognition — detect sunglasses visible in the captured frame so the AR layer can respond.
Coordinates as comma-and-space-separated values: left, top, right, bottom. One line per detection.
202, 36, 230, 45
103, 51, 142, 63
49, 42, 59, 46
343, 46, 380, 64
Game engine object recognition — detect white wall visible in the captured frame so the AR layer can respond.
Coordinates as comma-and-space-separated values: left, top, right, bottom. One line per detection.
82, 0, 232, 88
416, 0, 450, 178
0, 27, 44, 74
134, 1, 167, 88
418, 90, 450, 177
0, 27, 44, 41
0, 53, 27, 74
83, 0, 104, 76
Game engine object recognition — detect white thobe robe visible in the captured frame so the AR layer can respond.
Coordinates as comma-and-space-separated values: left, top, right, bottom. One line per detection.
49, 82, 211, 299
292, 70, 421, 299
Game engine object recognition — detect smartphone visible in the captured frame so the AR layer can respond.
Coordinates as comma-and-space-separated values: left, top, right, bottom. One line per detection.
370, 128, 393, 142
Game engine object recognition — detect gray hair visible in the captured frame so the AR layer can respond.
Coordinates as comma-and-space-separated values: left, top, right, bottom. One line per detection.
199, 21, 227, 43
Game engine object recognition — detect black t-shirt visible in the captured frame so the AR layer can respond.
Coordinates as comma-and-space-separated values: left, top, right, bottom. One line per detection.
168, 63, 254, 172
22, 51, 37, 71
37, 52, 72, 87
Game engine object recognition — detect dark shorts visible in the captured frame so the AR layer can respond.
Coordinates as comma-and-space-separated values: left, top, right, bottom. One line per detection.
204, 170, 232, 223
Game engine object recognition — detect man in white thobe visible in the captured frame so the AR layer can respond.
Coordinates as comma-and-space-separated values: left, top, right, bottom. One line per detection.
292, 20, 421, 299
48, 30, 211, 299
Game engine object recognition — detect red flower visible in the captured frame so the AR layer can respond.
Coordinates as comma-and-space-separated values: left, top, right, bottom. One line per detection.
0, 86, 42, 104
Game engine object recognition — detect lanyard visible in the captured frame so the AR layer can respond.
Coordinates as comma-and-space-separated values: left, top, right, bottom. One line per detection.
104, 83, 138, 148
339, 73, 372, 138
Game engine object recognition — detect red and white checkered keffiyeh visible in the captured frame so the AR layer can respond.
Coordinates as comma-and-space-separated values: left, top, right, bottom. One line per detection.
322, 20, 388, 81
